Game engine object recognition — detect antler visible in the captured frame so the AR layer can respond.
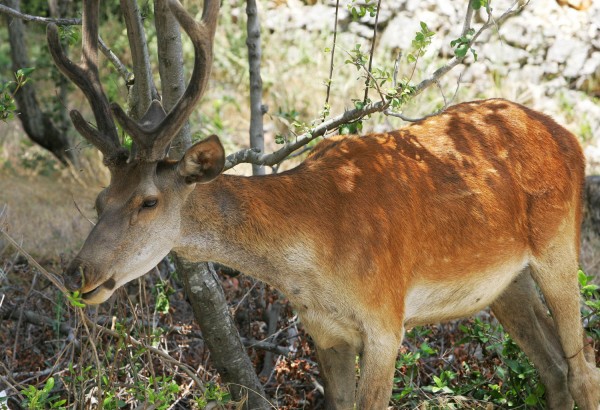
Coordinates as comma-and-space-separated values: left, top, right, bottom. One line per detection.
46, 0, 127, 167
111, 0, 220, 161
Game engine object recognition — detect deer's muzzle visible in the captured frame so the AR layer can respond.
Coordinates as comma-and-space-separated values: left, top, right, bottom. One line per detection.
63, 261, 85, 292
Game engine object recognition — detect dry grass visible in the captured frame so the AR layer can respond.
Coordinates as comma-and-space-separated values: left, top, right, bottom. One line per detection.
0, 169, 98, 260
0, 122, 103, 261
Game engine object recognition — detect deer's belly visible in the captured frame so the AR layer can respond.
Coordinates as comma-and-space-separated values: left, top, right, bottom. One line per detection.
403, 256, 529, 328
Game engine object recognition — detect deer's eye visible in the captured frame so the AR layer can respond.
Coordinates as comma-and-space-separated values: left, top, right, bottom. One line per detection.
142, 198, 158, 209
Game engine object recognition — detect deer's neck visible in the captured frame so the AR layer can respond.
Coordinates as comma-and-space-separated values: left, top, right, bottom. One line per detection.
175, 172, 321, 287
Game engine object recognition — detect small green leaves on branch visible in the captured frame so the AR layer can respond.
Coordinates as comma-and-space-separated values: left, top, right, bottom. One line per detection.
0, 67, 35, 122
58, 25, 80, 46
407, 22, 435, 64
348, 0, 378, 21
388, 82, 416, 111
471, 0, 489, 9
21, 377, 67, 409
451, 28, 477, 60
67, 291, 86, 308
345, 44, 369, 71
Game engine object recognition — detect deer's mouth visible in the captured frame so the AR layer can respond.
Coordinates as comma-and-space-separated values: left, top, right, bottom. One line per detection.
82, 284, 101, 299
81, 276, 117, 302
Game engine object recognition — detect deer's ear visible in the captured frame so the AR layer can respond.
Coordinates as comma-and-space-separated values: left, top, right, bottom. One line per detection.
177, 135, 225, 184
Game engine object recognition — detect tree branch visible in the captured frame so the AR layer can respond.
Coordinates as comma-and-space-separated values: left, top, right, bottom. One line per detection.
224, 0, 525, 169
98, 37, 133, 86
0, 3, 132, 86
154, 0, 191, 158
246, 0, 266, 176
0, 3, 80, 25
411, 0, 522, 97
224, 100, 383, 169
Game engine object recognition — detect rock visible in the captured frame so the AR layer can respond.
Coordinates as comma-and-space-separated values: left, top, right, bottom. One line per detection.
379, 14, 421, 50
564, 44, 592, 78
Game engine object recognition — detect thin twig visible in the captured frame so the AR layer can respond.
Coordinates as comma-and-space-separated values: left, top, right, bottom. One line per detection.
412, 0, 523, 97
363, 0, 383, 103
324, 0, 340, 116
12, 273, 38, 365
72, 197, 96, 226
98, 37, 134, 85
385, 70, 464, 122
84, 316, 206, 392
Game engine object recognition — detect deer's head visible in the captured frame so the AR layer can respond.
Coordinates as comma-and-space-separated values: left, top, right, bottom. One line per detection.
49, 0, 221, 304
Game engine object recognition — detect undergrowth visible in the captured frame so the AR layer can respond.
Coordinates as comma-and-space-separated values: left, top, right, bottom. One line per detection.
0, 248, 598, 409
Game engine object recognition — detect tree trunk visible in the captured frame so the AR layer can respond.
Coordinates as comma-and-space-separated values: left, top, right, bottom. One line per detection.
3, 0, 76, 166
585, 175, 600, 236
176, 260, 270, 409
153, 1, 269, 407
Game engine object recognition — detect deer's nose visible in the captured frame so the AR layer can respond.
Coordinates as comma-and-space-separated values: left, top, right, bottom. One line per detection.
64, 262, 84, 291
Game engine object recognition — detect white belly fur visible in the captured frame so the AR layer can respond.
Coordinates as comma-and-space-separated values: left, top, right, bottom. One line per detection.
404, 256, 529, 328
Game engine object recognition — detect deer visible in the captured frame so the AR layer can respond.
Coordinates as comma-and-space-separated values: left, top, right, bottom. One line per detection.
47, 0, 600, 408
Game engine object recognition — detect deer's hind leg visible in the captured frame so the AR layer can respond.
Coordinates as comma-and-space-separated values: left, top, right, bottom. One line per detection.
529, 239, 600, 410
491, 267, 573, 409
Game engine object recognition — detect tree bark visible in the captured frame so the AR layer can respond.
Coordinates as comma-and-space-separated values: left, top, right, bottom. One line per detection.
153, 1, 269, 408
153, 0, 190, 159
3, 0, 76, 166
585, 175, 600, 236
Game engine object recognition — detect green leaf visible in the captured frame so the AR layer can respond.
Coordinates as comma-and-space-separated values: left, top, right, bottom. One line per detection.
68, 291, 86, 308
578, 269, 588, 286
43, 377, 55, 394
16, 67, 35, 77
455, 44, 469, 58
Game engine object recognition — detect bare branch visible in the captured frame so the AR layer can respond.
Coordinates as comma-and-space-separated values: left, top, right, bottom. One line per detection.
324, 0, 340, 114
0, 304, 76, 339
154, 0, 192, 157
363, 0, 383, 103
98, 37, 133, 85
224, 101, 384, 169
120, 0, 158, 120
0, 3, 131, 86
0, 226, 67, 293
0, 3, 80, 25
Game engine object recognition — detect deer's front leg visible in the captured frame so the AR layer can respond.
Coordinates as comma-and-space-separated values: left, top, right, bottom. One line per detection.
316, 343, 357, 410
356, 331, 402, 409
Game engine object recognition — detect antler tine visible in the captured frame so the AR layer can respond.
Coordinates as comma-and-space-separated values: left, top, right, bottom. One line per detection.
111, 0, 220, 161
46, 0, 125, 166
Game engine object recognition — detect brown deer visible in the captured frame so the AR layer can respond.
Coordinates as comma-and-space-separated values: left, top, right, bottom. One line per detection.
49, 0, 600, 408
